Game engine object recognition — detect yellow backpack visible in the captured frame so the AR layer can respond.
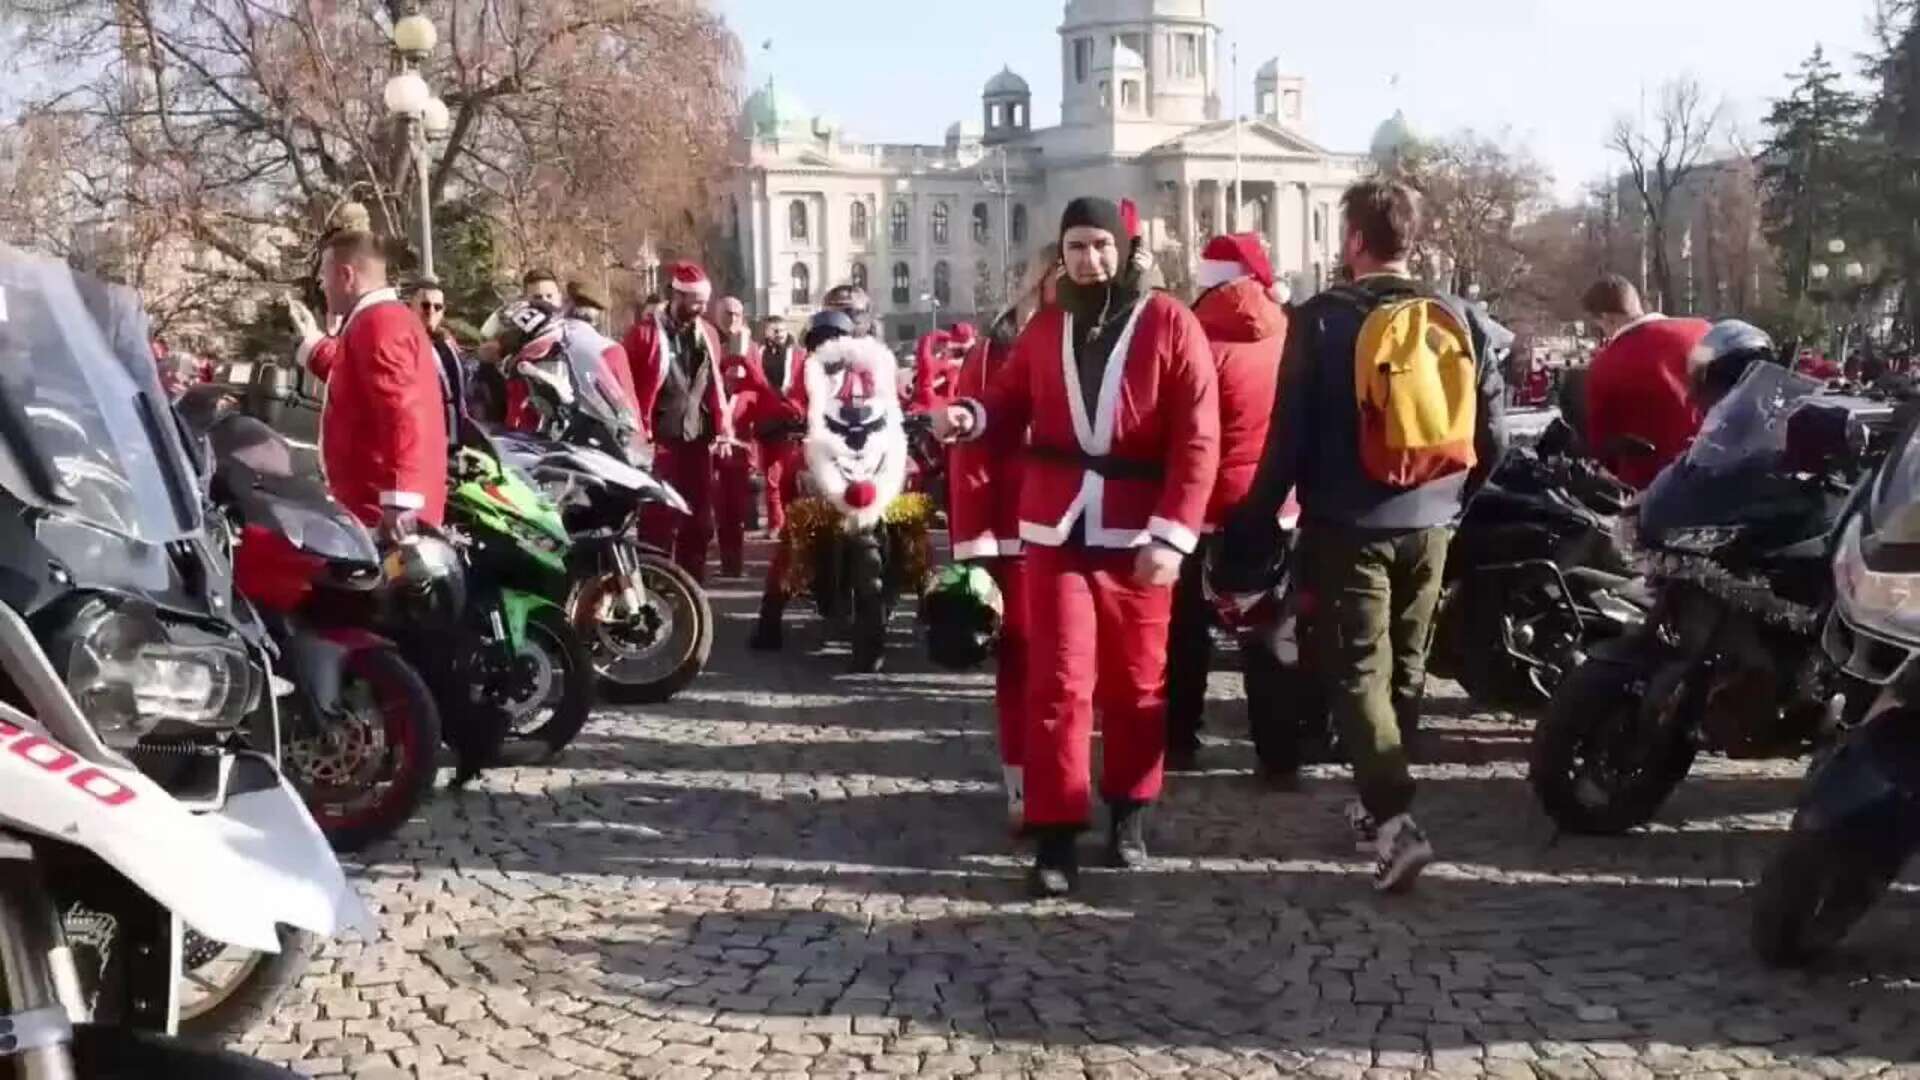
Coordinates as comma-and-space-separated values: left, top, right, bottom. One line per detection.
1335, 287, 1479, 489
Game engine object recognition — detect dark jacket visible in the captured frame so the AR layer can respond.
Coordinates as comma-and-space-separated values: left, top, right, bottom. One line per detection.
1220, 274, 1509, 584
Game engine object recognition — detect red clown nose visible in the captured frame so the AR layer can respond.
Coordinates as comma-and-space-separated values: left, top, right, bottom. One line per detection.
844, 480, 878, 509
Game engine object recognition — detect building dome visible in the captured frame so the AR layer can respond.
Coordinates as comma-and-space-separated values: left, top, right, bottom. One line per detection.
945, 119, 983, 142
985, 66, 1030, 97
1256, 57, 1285, 80
741, 80, 815, 141
1370, 109, 1419, 164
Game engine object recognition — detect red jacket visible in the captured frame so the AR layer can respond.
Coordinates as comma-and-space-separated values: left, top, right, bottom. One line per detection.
1587, 315, 1712, 490
304, 289, 447, 527
1194, 279, 1288, 530
963, 292, 1220, 554
621, 313, 734, 444
948, 332, 1024, 560
908, 331, 956, 413
725, 343, 809, 436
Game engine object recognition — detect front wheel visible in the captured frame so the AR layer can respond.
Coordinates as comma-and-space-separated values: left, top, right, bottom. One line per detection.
1529, 658, 1698, 834
577, 550, 713, 705
73, 1025, 298, 1078
281, 645, 441, 853
501, 605, 596, 753
1752, 829, 1898, 968
177, 926, 315, 1046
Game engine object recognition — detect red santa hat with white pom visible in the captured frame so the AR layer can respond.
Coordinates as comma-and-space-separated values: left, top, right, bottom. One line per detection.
1196, 233, 1291, 305
667, 261, 712, 302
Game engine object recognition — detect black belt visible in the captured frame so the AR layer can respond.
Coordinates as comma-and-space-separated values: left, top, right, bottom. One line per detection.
1026, 445, 1164, 481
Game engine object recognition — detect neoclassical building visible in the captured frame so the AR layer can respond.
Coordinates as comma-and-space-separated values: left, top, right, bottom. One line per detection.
724, 0, 1376, 343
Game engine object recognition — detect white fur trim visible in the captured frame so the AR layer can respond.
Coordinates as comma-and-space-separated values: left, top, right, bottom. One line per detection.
379, 490, 425, 510
801, 337, 908, 529
649, 313, 673, 404
1197, 260, 1248, 291
1147, 516, 1199, 555
955, 397, 988, 440
672, 277, 712, 300
342, 287, 401, 333
1604, 312, 1667, 345
294, 332, 323, 374
952, 536, 1003, 561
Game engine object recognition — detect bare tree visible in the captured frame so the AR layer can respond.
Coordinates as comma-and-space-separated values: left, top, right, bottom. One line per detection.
1610, 76, 1724, 311
1414, 130, 1553, 305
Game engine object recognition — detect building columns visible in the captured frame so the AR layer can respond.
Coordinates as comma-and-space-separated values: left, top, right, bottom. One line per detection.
1211, 180, 1227, 243
1266, 181, 1285, 278
1178, 180, 1196, 262
1298, 183, 1313, 288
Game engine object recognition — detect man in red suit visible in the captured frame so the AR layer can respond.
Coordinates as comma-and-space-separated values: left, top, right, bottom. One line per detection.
748, 315, 806, 536
623, 262, 737, 583
937, 197, 1220, 897
1581, 275, 1712, 490
301, 231, 447, 537
712, 296, 757, 578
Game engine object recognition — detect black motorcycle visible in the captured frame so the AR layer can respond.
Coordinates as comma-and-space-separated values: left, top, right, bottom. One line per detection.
1531, 365, 1891, 835
1430, 418, 1646, 712
1753, 406, 1920, 965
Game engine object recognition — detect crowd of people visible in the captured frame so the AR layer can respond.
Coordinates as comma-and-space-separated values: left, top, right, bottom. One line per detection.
287, 172, 1761, 902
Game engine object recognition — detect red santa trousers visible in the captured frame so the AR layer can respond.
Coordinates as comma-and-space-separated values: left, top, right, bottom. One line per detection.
990, 556, 1030, 769
1022, 544, 1174, 826
713, 450, 754, 575
641, 439, 717, 584
758, 441, 800, 535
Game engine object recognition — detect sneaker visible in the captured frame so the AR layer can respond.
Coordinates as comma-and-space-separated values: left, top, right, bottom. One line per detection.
1345, 800, 1379, 853
1373, 813, 1435, 893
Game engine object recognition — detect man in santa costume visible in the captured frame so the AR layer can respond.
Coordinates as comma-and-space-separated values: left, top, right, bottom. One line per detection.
623, 261, 738, 583
712, 296, 758, 578
1580, 274, 1711, 489
936, 197, 1220, 897
295, 230, 447, 536
1165, 233, 1296, 779
746, 315, 807, 536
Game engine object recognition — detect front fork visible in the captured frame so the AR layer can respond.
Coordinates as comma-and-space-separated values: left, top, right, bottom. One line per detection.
0, 839, 82, 1078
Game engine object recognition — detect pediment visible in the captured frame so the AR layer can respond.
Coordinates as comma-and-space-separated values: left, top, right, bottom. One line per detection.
1149, 119, 1329, 159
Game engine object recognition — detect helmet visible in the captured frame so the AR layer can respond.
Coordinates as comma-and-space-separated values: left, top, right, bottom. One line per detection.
494, 299, 563, 360
919, 564, 1003, 670
1689, 320, 1776, 408
822, 284, 874, 337
382, 534, 465, 628
803, 308, 857, 352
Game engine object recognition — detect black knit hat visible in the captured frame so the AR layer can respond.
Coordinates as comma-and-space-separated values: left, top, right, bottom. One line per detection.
1059, 197, 1126, 242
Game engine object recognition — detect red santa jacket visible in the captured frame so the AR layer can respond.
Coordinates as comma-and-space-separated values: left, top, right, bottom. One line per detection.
621, 313, 734, 444
724, 343, 810, 436
961, 292, 1220, 554
948, 331, 1026, 560
1194, 279, 1290, 531
303, 289, 448, 527
908, 331, 956, 413
1587, 315, 1712, 490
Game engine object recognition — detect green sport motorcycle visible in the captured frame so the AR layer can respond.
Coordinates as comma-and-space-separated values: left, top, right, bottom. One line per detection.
435, 433, 596, 763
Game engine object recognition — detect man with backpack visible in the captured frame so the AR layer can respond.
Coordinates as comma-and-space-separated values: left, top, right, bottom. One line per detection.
1218, 179, 1509, 892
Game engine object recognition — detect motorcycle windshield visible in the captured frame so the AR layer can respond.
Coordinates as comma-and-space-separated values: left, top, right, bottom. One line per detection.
0, 246, 199, 543
559, 325, 640, 440
1869, 414, 1920, 543
1639, 362, 1823, 539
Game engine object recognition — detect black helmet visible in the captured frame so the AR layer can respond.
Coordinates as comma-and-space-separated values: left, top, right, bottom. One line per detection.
822, 284, 874, 337
919, 564, 1003, 670
803, 308, 857, 353
494, 299, 563, 359
1689, 319, 1776, 408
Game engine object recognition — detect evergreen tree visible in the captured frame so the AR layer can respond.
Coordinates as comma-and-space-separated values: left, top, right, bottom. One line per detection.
1758, 46, 1866, 300
1864, 1, 1920, 341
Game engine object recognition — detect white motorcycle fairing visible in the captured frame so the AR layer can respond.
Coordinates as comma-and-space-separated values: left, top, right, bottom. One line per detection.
0, 706, 371, 954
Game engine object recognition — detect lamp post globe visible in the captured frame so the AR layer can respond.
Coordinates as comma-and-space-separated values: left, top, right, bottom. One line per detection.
392, 14, 437, 56
1828, 238, 1848, 257
422, 97, 452, 137
384, 72, 432, 116
1812, 263, 1832, 283
1847, 261, 1867, 282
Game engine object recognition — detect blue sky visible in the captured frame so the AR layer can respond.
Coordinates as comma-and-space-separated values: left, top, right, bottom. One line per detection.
716, 0, 1884, 198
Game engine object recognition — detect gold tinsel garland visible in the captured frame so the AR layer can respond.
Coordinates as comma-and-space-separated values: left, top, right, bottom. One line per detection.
780, 493, 935, 597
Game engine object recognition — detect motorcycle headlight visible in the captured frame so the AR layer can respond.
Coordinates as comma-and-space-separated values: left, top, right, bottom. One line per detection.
63, 601, 258, 747
1661, 526, 1745, 554
1835, 517, 1920, 636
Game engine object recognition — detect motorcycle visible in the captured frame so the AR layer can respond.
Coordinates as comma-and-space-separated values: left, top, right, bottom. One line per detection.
1530, 363, 1891, 835
763, 337, 935, 673
495, 340, 715, 704
1752, 405, 1920, 965
181, 392, 441, 853
0, 247, 366, 1073
1430, 417, 1648, 713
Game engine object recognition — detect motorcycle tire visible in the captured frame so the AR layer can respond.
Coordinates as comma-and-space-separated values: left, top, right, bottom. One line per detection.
505, 606, 597, 753
1529, 659, 1697, 835
848, 531, 888, 674
584, 552, 714, 706
287, 646, 441, 854
72, 1024, 298, 1078
1752, 829, 1897, 968
177, 926, 315, 1046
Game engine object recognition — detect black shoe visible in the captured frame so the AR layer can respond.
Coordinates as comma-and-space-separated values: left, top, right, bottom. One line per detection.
1105, 801, 1149, 869
748, 594, 786, 651
1027, 828, 1079, 898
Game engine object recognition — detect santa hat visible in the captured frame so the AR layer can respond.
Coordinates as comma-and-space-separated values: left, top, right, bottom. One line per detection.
947, 322, 978, 350
667, 261, 711, 302
1197, 232, 1279, 291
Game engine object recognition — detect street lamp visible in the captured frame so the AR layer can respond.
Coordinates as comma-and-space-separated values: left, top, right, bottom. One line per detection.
977, 147, 1014, 314
383, 10, 442, 277
1810, 239, 1876, 371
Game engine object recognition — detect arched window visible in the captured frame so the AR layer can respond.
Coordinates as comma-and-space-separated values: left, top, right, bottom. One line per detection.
788, 200, 808, 242
974, 259, 993, 309
790, 262, 811, 307
1313, 206, 1326, 246
890, 200, 910, 244
850, 201, 869, 241
850, 262, 869, 291
972, 203, 990, 245
1011, 205, 1029, 246
891, 262, 912, 306
933, 261, 952, 306
931, 203, 951, 246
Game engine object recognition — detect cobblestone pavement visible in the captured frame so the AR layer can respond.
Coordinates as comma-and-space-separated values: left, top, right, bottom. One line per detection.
239, 553, 1920, 1079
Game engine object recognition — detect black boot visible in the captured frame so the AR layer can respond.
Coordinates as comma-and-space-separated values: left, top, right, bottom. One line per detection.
1105, 801, 1150, 869
1026, 827, 1080, 898
748, 591, 786, 651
